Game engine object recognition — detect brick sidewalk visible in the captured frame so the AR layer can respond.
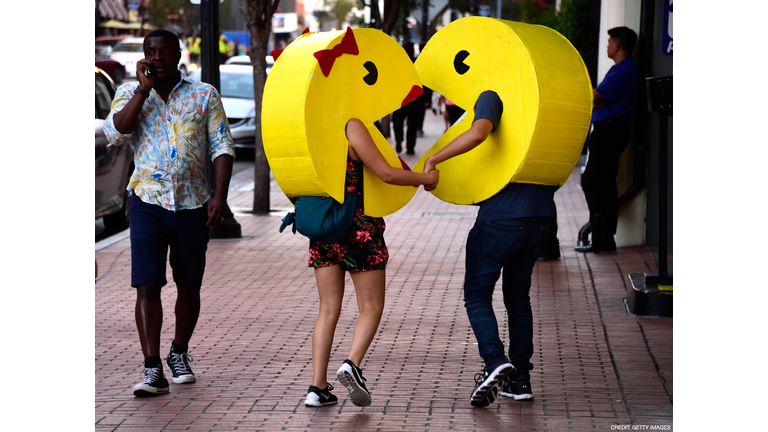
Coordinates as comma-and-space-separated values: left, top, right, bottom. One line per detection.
95, 110, 672, 431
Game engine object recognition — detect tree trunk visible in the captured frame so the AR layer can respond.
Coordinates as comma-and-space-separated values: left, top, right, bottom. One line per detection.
241, 0, 280, 214
381, 0, 405, 35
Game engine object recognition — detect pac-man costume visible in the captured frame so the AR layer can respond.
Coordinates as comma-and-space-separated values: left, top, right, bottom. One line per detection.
413, 17, 593, 205
262, 27, 424, 217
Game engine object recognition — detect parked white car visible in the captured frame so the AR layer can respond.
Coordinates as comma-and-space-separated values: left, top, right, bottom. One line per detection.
225, 55, 274, 75
109, 36, 192, 78
190, 65, 256, 151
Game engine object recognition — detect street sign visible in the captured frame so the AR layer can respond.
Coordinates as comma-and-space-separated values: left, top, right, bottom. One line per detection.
663, 0, 673, 55
273, 13, 298, 33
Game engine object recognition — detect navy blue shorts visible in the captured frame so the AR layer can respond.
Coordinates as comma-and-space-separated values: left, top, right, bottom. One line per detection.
129, 193, 209, 289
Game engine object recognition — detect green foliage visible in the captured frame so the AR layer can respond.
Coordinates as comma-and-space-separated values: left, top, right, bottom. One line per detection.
354, 0, 421, 40
325, 0, 357, 29
146, 0, 179, 29
518, 0, 559, 28
554, 0, 599, 87
145, 0, 232, 33
391, 0, 421, 41
512, 0, 599, 87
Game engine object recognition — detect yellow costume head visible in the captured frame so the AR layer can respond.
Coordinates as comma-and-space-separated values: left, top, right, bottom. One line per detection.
263, 27, 424, 217
414, 17, 593, 205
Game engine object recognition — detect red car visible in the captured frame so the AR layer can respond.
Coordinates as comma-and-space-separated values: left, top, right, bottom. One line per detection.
96, 35, 128, 50
97, 36, 128, 83
95, 57, 126, 84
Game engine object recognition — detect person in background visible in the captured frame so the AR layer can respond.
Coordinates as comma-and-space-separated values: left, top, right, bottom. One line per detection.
219, 34, 229, 64
443, 96, 465, 130
390, 43, 420, 155
576, 26, 639, 253
186, 32, 201, 65
103, 29, 236, 397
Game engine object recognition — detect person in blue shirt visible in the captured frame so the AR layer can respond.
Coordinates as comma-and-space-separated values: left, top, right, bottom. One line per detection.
577, 27, 639, 253
423, 91, 556, 407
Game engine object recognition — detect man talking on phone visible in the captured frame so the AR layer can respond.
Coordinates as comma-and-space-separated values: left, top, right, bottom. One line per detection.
103, 29, 235, 397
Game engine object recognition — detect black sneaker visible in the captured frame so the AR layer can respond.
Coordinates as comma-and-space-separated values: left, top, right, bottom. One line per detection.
470, 361, 515, 407
133, 366, 170, 397
336, 359, 371, 407
305, 383, 338, 407
500, 378, 534, 400
166, 351, 196, 384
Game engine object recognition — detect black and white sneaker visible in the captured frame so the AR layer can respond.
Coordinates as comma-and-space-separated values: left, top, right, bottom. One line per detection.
305, 383, 338, 407
500, 378, 534, 400
470, 361, 515, 407
166, 351, 196, 384
133, 366, 170, 397
336, 359, 371, 407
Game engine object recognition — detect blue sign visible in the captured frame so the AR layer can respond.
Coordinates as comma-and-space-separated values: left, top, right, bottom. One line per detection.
663, 0, 673, 55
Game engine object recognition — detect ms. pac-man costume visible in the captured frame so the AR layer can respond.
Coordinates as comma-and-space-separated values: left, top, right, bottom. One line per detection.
413, 17, 593, 205
262, 27, 424, 217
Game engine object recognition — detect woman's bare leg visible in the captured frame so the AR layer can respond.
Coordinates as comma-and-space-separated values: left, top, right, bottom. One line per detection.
346, 269, 386, 367
312, 265, 346, 388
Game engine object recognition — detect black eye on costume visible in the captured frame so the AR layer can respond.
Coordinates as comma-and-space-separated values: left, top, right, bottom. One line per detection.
454, 50, 470, 75
363, 61, 378, 85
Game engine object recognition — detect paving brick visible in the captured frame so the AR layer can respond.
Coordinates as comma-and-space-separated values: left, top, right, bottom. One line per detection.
96, 110, 672, 430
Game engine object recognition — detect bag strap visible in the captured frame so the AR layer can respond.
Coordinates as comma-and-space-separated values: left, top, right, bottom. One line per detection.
279, 212, 297, 234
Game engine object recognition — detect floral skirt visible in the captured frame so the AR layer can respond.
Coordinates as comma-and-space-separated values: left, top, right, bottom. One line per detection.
308, 208, 388, 272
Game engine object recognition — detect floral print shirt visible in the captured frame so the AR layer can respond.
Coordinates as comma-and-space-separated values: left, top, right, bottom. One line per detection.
103, 74, 235, 211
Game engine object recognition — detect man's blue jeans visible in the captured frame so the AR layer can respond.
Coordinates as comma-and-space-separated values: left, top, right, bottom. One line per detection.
463, 217, 551, 374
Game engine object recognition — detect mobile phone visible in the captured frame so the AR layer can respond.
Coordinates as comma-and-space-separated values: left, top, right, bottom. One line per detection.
144, 68, 153, 78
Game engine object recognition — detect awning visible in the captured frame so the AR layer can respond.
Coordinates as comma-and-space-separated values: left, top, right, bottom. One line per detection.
97, 0, 130, 22
99, 19, 157, 30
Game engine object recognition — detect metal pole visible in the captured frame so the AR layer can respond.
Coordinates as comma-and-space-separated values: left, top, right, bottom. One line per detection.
421, 0, 429, 43
201, 0, 241, 238
658, 113, 670, 284
200, 0, 220, 91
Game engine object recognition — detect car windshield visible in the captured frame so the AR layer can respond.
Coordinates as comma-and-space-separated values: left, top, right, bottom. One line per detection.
191, 70, 254, 99
112, 42, 143, 53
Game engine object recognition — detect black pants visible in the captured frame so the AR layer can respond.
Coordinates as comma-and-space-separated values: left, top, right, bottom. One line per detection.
392, 104, 419, 152
538, 203, 560, 258
581, 119, 630, 249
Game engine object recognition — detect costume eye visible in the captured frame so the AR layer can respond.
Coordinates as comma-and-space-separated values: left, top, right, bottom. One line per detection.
363, 61, 378, 85
454, 50, 470, 75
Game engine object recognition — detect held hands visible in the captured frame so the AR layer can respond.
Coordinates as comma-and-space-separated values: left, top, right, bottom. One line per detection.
423, 158, 439, 191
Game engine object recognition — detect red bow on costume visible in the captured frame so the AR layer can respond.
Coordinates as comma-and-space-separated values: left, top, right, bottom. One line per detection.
313, 27, 359, 77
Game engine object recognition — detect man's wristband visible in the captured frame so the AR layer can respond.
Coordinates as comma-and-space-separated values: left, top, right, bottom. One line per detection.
134, 87, 150, 98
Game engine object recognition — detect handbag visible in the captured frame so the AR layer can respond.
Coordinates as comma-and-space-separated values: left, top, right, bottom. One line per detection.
279, 190, 358, 242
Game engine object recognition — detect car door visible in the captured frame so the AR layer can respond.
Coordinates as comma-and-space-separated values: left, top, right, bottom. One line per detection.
95, 70, 130, 218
